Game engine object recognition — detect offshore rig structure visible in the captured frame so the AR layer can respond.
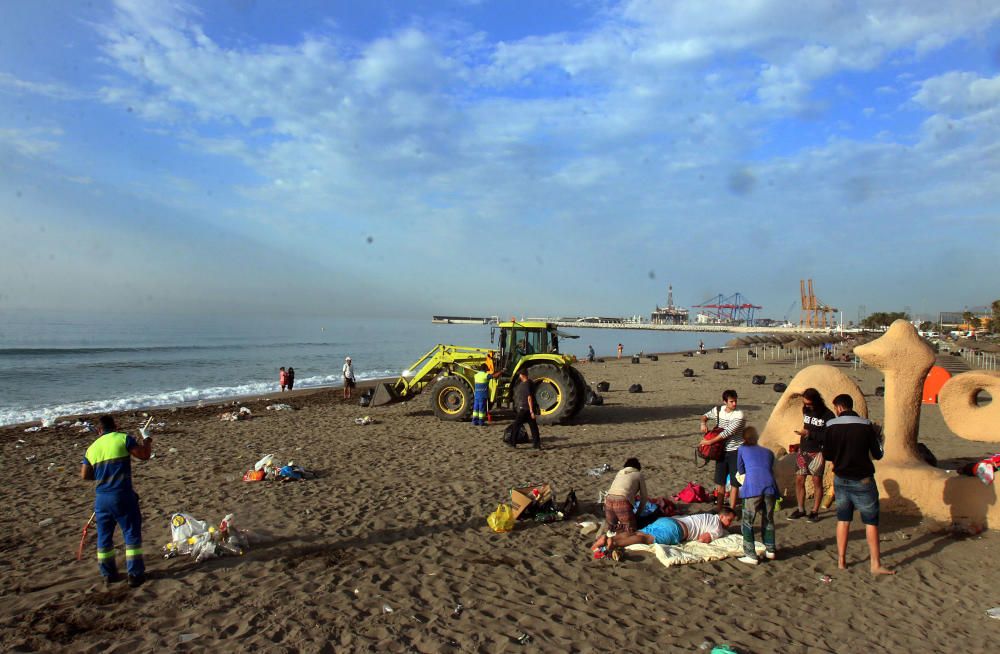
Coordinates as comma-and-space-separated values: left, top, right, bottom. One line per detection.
650, 285, 690, 325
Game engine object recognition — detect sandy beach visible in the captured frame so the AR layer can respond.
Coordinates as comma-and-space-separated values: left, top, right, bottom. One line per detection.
1, 350, 997, 653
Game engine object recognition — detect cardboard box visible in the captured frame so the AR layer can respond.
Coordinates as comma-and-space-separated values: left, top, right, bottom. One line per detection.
510, 484, 553, 519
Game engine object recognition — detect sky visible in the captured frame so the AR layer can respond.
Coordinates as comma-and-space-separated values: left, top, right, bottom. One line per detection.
1, 0, 999, 322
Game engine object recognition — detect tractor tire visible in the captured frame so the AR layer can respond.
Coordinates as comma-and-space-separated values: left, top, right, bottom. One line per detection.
429, 376, 474, 422
522, 363, 578, 425
567, 367, 588, 418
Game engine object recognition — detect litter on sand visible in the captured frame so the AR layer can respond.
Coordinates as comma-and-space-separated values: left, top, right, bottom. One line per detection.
162, 513, 250, 562
266, 404, 293, 411
242, 453, 315, 481
587, 463, 612, 476
987, 607, 1000, 619
220, 407, 252, 421
355, 416, 377, 425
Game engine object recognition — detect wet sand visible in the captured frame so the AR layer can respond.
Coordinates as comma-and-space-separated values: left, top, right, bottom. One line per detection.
1, 351, 997, 652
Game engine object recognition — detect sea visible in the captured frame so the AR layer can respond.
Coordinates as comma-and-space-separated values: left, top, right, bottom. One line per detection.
0, 311, 733, 427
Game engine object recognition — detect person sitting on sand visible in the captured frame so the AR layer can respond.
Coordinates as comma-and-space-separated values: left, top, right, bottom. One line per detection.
822, 394, 894, 575
81, 415, 153, 587
593, 509, 735, 550
592, 458, 648, 549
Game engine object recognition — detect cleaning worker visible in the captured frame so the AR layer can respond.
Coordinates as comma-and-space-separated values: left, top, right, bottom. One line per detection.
80, 415, 152, 587
472, 364, 490, 426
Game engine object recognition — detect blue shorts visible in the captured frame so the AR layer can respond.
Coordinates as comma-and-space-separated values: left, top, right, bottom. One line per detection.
834, 476, 880, 526
639, 517, 683, 545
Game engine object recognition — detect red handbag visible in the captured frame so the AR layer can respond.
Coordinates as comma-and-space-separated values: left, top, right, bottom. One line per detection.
696, 428, 726, 465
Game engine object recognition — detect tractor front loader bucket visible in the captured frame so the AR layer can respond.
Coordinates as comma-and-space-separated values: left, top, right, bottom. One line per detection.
371, 382, 403, 407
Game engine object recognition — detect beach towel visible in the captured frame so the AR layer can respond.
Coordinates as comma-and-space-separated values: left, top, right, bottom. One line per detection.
625, 534, 765, 568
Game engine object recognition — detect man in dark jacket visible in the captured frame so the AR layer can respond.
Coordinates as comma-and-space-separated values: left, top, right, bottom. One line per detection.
507, 369, 541, 449
822, 394, 894, 575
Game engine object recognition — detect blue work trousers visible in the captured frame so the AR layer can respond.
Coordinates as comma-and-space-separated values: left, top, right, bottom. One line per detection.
95, 491, 144, 578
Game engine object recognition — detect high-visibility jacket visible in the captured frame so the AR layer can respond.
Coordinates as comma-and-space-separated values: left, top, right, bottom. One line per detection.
474, 370, 490, 394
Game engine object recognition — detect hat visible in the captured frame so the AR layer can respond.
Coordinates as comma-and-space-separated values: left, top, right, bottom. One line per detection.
345, 356, 352, 361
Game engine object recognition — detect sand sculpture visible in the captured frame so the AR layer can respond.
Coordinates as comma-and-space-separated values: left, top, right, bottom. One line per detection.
761, 320, 1000, 529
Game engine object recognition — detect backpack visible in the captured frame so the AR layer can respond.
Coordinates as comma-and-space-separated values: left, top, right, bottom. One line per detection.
695, 406, 727, 466
503, 423, 530, 445
674, 482, 710, 504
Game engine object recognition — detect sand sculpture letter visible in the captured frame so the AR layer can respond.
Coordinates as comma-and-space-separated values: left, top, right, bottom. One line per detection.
938, 370, 1000, 442
853, 321, 935, 463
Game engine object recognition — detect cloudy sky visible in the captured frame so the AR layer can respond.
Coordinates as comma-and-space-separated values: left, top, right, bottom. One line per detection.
1, 0, 998, 321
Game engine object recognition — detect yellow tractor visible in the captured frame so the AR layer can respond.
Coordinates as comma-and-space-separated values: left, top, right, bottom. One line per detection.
369, 321, 588, 424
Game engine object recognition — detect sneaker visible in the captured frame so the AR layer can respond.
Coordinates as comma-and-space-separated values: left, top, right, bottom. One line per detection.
737, 556, 759, 566
807, 512, 819, 523
764, 551, 776, 560
787, 509, 806, 520
127, 573, 146, 588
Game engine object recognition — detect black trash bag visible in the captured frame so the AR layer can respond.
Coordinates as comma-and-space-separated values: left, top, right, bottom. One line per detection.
589, 393, 604, 406
648, 355, 659, 361
773, 382, 787, 393
631, 356, 641, 364
596, 381, 610, 392
752, 375, 766, 385
713, 361, 721, 370
596, 358, 605, 363
628, 383, 643, 393
503, 423, 531, 445
875, 386, 885, 397
682, 368, 695, 378
560, 490, 579, 517
714, 361, 729, 370
683, 352, 694, 357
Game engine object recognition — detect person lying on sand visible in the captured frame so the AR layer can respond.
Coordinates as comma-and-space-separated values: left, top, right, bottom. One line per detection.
593, 508, 735, 550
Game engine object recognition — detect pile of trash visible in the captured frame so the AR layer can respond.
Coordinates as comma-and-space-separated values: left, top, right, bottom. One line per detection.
266, 404, 293, 411
162, 513, 249, 562
354, 416, 377, 426
221, 407, 252, 422
242, 453, 314, 482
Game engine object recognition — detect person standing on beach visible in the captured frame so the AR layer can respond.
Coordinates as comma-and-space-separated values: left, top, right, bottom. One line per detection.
592, 458, 647, 549
736, 429, 778, 565
587, 345, 595, 363
80, 415, 152, 587
279, 367, 287, 392
822, 394, 893, 575
472, 364, 490, 426
699, 389, 746, 512
617, 343, 623, 359
342, 356, 356, 400
789, 388, 835, 522
286, 367, 295, 391
508, 368, 541, 449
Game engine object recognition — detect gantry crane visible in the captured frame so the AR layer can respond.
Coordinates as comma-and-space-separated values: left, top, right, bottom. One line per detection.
799, 279, 837, 328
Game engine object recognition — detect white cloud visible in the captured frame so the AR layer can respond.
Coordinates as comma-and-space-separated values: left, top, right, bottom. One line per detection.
0, 127, 62, 158
913, 71, 1000, 116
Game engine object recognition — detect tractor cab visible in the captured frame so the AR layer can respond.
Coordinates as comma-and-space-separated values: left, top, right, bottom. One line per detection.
495, 321, 564, 376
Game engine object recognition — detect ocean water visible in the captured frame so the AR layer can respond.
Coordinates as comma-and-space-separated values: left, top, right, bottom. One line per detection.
0, 312, 732, 426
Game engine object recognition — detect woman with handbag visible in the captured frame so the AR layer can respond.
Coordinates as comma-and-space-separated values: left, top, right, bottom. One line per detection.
699, 390, 746, 512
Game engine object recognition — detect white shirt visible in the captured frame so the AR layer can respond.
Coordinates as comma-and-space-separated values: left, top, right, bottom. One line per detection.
343, 361, 354, 380
675, 514, 728, 542
704, 405, 746, 452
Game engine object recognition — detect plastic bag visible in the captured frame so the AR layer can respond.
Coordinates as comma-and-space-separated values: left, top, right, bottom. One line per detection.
487, 504, 516, 533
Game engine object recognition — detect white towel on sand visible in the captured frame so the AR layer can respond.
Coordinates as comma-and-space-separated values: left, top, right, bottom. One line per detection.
626, 534, 765, 568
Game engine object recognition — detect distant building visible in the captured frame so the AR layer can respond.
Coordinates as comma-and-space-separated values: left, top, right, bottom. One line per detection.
651, 285, 690, 325
939, 312, 964, 327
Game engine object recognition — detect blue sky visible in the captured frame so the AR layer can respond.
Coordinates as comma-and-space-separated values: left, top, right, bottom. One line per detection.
1, 0, 998, 321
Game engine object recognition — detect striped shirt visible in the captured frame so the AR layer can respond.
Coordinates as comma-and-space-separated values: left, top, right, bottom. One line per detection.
703, 405, 746, 452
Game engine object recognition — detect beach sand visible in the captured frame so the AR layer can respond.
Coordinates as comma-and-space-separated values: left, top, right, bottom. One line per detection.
1, 351, 997, 652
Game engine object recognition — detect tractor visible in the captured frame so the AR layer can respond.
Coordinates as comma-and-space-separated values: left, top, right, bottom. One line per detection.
369, 321, 588, 424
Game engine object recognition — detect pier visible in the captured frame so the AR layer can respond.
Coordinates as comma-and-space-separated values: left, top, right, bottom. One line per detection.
431, 316, 841, 334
